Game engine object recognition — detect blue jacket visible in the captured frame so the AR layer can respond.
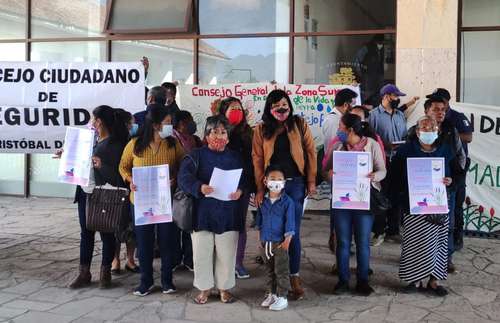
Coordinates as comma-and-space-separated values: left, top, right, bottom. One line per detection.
178, 146, 244, 234
256, 193, 295, 242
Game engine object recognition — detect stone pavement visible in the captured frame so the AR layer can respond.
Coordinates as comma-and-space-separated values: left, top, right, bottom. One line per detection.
1, 196, 500, 323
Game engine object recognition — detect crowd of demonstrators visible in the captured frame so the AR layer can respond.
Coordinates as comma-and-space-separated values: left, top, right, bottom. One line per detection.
252, 89, 317, 301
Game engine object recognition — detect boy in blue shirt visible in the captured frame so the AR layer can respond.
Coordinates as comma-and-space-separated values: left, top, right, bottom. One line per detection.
256, 165, 295, 311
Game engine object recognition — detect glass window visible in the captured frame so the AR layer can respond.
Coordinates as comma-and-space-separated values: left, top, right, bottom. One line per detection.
29, 42, 106, 197
462, 0, 500, 27
32, 0, 105, 38
107, 0, 192, 33
295, 0, 395, 32
198, 37, 289, 84
0, 43, 26, 195
112, 40, 194, 87
461, 31, 500, 106
199, 0, 289, 34
294, 34, 396, 104
0, 0, 26, 39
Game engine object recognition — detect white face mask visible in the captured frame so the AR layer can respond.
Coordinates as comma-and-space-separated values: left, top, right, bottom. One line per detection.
266, 180, 286, 193
377, 44, 383, 50
159, 125, 173, 139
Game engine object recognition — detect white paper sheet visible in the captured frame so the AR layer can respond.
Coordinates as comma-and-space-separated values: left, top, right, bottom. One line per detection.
206, 167, 242, 201
57, 127, 94, 186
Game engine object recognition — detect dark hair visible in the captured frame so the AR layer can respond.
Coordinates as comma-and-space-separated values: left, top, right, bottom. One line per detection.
173, 110, 193, 129
92, 105, 129, 144
218, 96, 252, 142
424, 96, 446, 111
204, 115, 231, 138
340, 113, 377, 141
349, 105, 370, 119
114, 108, 133, 124
262, 89, 296, 139
161, 82, 177, 95
264, 164, 285, 177
134, 104, 176, 155
148, 86, 167, 106
335, 88, 358, 107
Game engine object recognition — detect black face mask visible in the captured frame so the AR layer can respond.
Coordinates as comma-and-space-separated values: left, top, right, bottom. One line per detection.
276, 108, 288, 114
390, 98, 400, 110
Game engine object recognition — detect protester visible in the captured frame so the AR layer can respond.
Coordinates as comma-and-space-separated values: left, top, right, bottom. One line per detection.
322, 88, 358, 151
323, 113, 386, 296
69, 105, 129, 289
178, 115, 244, 304
252, 89, 317, 300
133, 86, 167, 127
426, 88, 473, 251
162, 82, 180, 113
407, 96, 466, 273
368, 83, 408, 244
111, 109, 140, 275
119, 104, 185, 296
218, 97, 255, 279
392, 116, 455, 296
171, 110, 202, 272
256, 165, 295, 311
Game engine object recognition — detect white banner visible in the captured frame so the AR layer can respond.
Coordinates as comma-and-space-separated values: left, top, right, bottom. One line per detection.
178, 83, 361, 145
454, 102, 500, 233
0, 62, 145, 153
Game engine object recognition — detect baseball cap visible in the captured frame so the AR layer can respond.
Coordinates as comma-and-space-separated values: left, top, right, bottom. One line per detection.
380, 84, 406, 97
426, 88, 451, 101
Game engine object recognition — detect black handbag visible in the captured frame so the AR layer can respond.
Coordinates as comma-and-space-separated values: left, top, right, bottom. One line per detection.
370, 186, 391, 212
172, 154, 198, 232
86, 185, 129, 233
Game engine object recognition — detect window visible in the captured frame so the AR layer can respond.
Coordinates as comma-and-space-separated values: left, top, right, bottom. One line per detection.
198, 37, 289, 84
32, 0, 105, 38
0, 0, 26, 39
105, 0, 193, 33
294, 34, 395, 104
295, 0, 396, 32
199, 0, 289, 34
462, 0, 500, 27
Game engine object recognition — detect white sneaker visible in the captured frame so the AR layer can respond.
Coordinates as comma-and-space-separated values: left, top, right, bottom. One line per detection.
260, 293, 277, 307
269, 297, 288, 311
371, 234, 385, 247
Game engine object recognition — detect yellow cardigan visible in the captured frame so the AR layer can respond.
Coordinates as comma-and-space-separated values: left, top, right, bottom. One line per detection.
119, 137, 185, 203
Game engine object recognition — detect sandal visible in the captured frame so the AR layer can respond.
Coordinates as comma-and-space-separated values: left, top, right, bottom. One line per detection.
220, 290, 236, 304
194, 290, 210, 305
111, 267, 122, 275
426, 282, 448, 297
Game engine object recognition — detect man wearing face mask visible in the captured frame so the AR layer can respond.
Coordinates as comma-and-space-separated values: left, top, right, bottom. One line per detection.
162, 82, 181, 114
354, 34, 386, 103
133, 86, 168, 127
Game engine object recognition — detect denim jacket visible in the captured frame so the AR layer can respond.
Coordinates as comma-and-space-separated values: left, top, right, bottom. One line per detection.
256, 193, 295, 242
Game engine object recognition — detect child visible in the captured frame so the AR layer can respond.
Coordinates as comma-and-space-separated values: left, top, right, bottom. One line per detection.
256, 165, 295, 311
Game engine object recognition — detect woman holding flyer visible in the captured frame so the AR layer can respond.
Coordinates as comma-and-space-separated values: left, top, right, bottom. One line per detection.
323, 113, 386, 296
217, 97, 255, 279
119, 104, 185, 297
178, 115, 244, 304
391, 116, 455, 297
69, 105, 129, 289
252, 89, 317, 300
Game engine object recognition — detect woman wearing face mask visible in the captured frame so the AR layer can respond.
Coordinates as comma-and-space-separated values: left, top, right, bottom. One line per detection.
171, 110, 202, 272
218, 97, 255, 279
322, 113, 386, 296
391, 116, 454, 297
69, 105, 130, 289
178, 115, 244, 304
119, 104, 185, 296
252, 89, 317, 300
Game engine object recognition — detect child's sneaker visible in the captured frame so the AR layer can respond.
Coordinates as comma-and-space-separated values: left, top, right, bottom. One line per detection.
260, 293, 277, 307
269, 296, 288, 311
133, 285, 154, 297
235, 266, 250, 279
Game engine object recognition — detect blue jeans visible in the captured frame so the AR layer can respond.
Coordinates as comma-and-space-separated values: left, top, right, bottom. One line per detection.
447, 191, 456, 261
285, 177, 306, 275
132, 204, 176, 289
76, 189, 115, 267
333, 209, 373, 283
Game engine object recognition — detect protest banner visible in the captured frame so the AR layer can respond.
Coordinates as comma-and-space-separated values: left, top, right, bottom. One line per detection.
0, 62, 145, 153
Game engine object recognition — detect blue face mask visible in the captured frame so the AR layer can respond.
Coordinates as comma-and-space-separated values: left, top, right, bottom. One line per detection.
418, 131, 438, 145
159, 125, 173, 139
336, 130, 349, 143
129, 123, 139, 137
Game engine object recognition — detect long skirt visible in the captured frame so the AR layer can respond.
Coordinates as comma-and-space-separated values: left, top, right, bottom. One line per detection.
399, 214, 449, 283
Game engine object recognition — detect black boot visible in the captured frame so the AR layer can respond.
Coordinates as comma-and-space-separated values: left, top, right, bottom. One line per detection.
69, 265, 91, 289
99, 265, 112, 289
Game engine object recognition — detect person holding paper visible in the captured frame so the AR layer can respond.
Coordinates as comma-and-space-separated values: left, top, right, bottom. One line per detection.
391, 116, 455, 297
323, 113, 386, 296
178, 115, 244, 305
69, 105, 130, 289
252, 89, 317, 300
218, 97, 256, 280
119, 104, 185, 297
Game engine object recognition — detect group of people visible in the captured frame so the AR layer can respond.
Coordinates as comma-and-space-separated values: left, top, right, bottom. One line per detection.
66, 79, 472, 310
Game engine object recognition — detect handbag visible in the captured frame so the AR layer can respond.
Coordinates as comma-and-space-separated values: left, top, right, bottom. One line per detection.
172, 154, 198, 232
370, 186, 391, 213
86, 183, 129, 233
